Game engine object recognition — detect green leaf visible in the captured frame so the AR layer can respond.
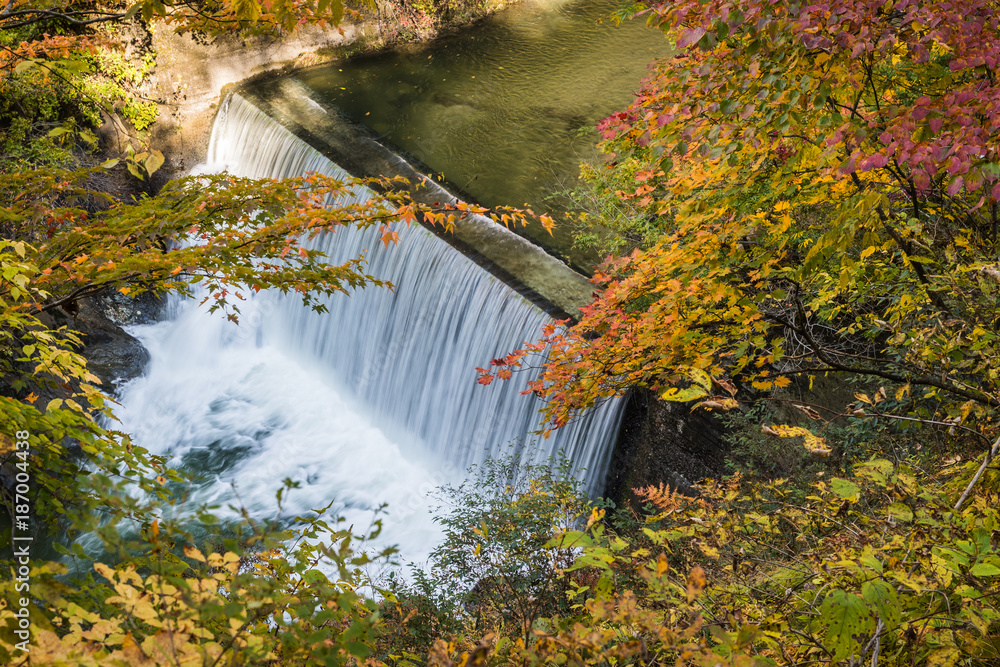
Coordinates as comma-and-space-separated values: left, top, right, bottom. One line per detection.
830, 478, 860, 500
544, 530, 593, 549
123, 2, 143, 20
13, 59, 37, 75
854, 459, 893, 485
346, 641, 371, 658
736, 625, 761, 647
302, 568, 328, 584
859, 553, 883, 573
887, 503, 913, 522
328, 0, 344, 25
817, 590, 873, 661
969, 561, 1000, 577
861, 580, 900, 627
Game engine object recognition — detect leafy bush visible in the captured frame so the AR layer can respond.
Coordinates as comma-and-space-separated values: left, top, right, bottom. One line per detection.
423, 453, 593, 642
0, 483, 394, 665
426, 454, 1000, 667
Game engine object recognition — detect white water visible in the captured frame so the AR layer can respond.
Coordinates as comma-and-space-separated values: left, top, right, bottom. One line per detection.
116, 94, 622, 565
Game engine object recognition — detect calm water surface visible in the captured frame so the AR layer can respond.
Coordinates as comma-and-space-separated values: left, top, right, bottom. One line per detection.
296, 0, 671, 268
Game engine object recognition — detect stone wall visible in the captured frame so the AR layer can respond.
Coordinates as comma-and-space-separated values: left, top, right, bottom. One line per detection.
604, 388, 731, 508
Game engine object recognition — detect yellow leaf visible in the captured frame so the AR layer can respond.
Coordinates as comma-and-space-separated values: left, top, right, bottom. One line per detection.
144, 150, 165, 176
121, 633, 151, 666
698, 542, 720, 559
656, 553, 669, 577
183, 545, 206, 562
926, 647, 960, 667
94, 562, 115, 581
688, 367, 712, 391
586, 507, 606, 529
692, 398, 739, 411
762, 424, 831, 456
660, 384, 708, 402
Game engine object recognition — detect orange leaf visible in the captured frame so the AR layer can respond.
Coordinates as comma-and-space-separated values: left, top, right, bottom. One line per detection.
686, 566, 707, 603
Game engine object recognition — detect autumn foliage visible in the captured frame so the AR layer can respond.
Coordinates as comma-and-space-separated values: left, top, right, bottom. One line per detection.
4, 1, 1000, 665
480, 0, 1000, 455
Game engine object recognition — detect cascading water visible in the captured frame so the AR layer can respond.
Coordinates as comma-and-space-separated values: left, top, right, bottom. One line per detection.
115, 93, 623, 564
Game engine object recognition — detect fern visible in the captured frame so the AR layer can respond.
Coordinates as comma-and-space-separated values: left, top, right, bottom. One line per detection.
633, 482, 684, 513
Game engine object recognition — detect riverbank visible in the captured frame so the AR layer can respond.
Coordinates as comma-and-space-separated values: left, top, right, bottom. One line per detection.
145, 0, 522, 172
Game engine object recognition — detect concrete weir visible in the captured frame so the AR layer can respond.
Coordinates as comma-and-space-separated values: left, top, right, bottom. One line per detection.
237, 76, 595, 320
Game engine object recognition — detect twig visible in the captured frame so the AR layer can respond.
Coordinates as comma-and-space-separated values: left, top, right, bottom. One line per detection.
954, 433, 1000, 511
866, 618, 884, 667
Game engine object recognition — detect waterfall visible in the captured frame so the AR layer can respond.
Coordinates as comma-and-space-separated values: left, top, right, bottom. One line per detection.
116, 93, 623, 563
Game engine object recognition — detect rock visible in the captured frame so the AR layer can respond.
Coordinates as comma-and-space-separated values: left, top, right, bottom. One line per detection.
96, 289, 166, 327
97, 109, 130, 156
46, 295, 158, 390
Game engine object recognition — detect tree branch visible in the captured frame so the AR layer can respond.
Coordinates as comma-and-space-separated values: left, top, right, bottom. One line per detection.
953, 433, 1000, 511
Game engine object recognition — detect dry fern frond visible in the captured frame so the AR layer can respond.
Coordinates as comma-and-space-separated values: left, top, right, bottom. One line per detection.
634, 482, 684, 512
